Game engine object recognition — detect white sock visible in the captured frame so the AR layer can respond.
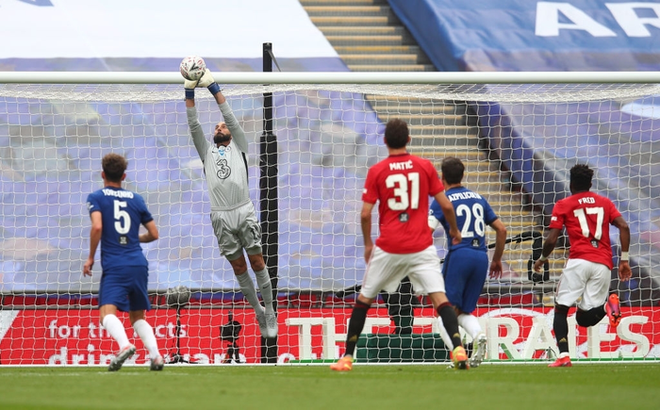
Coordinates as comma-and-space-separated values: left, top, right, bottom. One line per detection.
254, 268, 274, 314
436, 316, 454, 351
102, 314, 130, 349
133, 319, 160, 360
458, 313, 483, 340
236, 272, 264, 314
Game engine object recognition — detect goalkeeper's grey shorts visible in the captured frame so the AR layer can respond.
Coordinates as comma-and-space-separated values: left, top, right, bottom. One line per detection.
210, 202, 263, 260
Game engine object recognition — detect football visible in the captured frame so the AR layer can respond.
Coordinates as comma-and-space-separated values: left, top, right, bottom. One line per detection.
179, 56, 206, 81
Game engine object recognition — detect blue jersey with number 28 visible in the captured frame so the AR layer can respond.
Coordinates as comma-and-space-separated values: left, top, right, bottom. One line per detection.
86, 187, 153, 271
430, 186, 498, 252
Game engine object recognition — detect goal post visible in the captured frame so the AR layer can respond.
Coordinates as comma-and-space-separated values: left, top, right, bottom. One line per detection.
2, 70, 660, 83
0, 71, 659, 365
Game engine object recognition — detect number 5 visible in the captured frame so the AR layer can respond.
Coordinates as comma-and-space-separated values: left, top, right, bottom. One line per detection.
114, 200, 131, 234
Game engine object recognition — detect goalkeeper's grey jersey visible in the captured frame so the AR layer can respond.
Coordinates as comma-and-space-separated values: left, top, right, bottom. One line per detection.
187, 102, 251, 211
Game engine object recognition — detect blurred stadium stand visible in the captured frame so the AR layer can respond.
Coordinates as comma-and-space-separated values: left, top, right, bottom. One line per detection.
1, 0, 659, 305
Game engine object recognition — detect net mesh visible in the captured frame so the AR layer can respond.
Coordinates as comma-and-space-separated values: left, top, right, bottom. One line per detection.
1, 80, 658, 365
1, 82, 660, 102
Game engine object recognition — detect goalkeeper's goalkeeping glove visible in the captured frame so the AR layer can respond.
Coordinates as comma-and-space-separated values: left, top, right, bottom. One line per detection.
184, 77, 197, 100
198, 69, 221, 95
184, 69, 220, 99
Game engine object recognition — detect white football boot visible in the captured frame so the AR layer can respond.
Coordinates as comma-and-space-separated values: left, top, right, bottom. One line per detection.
469, 333, 487, 368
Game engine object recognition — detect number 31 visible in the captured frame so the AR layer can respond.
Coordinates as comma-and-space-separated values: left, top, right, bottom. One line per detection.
386, 173, 420, 210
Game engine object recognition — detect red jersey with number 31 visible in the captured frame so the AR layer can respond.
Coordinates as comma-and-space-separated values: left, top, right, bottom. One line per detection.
362, 153, 443, 254
548, 191, 621, 269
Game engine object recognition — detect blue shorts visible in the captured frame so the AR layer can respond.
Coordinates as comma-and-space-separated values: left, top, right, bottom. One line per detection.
99, 266, 151, 312
442, 247, 489, 314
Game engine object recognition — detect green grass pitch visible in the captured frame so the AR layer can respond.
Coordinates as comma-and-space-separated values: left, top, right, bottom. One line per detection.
1, 363, 659, 409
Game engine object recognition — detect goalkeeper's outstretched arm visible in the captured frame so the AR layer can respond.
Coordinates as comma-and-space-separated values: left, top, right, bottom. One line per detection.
184, 69, 248, 153
184, 74, 212, 161
185, 105, 209, 162
200, 70, 248, 153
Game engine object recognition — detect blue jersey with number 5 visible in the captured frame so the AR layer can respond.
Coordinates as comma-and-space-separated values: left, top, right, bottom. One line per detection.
86, 187, 153, 271
430, 186, 498, 251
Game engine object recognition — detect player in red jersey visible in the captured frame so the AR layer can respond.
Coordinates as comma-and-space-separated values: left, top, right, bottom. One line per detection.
331, 118, 468, 371
534, 164, 631, 367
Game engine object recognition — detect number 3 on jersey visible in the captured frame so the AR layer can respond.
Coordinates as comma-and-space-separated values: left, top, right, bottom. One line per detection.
386, 173, 419, 210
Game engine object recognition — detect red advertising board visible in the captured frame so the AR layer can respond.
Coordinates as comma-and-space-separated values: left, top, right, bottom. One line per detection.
1, 306, 658, 365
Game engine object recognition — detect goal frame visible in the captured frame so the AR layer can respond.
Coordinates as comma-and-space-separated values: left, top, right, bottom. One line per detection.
1, 71, 660, 85
1, 71, 659, 365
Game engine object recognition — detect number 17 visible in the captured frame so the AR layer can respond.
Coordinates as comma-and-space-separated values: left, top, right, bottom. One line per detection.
573, 207, 604, 240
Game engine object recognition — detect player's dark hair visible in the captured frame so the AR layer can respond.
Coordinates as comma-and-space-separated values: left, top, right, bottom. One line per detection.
441, 157, 464, 185
102, 153, 128, 183
384, 118, 409, 149
570, 164, 593, 192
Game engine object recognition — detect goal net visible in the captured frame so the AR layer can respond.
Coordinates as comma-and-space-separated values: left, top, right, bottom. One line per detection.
1, 72, 659, 366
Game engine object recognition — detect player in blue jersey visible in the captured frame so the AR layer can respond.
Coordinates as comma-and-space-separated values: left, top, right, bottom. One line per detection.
83, 153, 164, 371
429, 157, 507, 367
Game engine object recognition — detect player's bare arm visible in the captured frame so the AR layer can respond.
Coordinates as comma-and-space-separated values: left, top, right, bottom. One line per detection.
139, 220, 159, 243
433, 191, 462, 245
489, 218, 507, 279
83, 211, 102, 276
360, 201, 375, 262
612, 215, 632, 281
534, 228, 560, 272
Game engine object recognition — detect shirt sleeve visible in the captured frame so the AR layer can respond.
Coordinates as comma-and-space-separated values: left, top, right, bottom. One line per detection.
136, 194, 154, 225
548, 201, 565, 230
219, 101, 248, 153
608, 199, 622, 223
426, 161, 443, 196
361, 169, 378, 204
187, 106, 210, 163
428, 200, 443, 229
86, 193, 100, 215
483, 199, 499, 225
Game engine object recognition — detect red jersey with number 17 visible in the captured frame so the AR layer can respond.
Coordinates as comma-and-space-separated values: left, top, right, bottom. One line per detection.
362, 153, 443, 254
548, 191, 621, 269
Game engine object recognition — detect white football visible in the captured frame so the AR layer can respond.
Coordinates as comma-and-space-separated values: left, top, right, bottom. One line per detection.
180, 56, 206, 81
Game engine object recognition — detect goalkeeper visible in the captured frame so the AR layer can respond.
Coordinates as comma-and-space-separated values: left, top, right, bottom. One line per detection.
184, 69, 277, 339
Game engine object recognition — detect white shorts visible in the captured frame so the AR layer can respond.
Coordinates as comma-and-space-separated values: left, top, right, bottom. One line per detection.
555, 258, 611, 310
210, 202, 262, 259
360, 245, 445, 299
